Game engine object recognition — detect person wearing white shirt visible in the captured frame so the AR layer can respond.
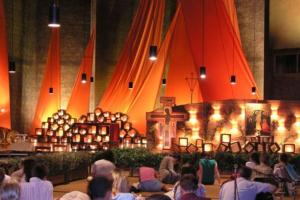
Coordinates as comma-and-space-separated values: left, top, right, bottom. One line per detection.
220, 166, 276, 200
20, 163, 53, 200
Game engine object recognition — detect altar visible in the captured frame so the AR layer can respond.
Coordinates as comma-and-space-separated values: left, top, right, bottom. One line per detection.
146, 98, 300, 153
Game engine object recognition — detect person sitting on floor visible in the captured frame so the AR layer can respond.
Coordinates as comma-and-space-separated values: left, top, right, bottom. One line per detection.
88, 176, 113, 200
0, 181, 20, 200
197, 152, 221, 185
146, 194, 171, 200
111, 169, 135, 200
220, 166, 276, 200
137, 166, 167, 192
91, 159, 116, 180
180, 174, 209, 200
11, 158, 36, 182
20, 163, 53, 200
253, 153, 273, 179
245, 152, 260, 179
169, 166, 205, 200
159, 153, 180, 184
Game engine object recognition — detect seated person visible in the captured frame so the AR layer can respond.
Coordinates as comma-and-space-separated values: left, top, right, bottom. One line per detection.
197, 152, 221, 185
170, 167, 205, 200
146, 194, 171, 200
0, 168, 11, 186
245, 152, 260, 180
220, 166, 276, 200
111, 169, 135, 200
91, 159, 116, 179
254, 153, 273, 179
137, 166, 166, 192
0, 181, 20, 200
11, 158, 36, 182
20, 163, 53, 200
59, 191, 90, 200
180, 174, 209, 200
159, 153, 180, 184
88, 176, 113, 200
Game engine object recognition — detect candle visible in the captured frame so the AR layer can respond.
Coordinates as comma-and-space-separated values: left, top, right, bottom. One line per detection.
101, 127, 107, 135
35, 129, 42, 136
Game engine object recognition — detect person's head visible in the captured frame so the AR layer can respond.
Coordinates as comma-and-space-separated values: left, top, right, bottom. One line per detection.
146, 194, 171, 200
179, 174, 198, 195
91, 159, 116, 179
112, 169, 128, 194
249, 152, 260, 165
31, 163, 48, 180
180, 166, 196, 177
279, 153, 289, 164
0, 181, 20, 200
260, 154, 270, 166
201, 152, 213, 159
170, 153, 181, 163
88, 177, 112, 200
238, 166, 252, 180
22, 158, 36, 182
94, 150, 114, 163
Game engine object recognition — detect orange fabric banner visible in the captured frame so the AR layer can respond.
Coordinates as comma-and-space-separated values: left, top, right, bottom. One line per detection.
98, 0, 165, 115
178, 0, 259, 101
222, 0, 241, 43
0, 0, 11, 129
127, 7, 180, 133
67, 30, 95, 118
31, 29, 61, 134
165, 8, 203, 105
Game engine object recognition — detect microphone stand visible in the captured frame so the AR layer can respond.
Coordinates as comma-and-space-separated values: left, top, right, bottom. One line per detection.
234, 164, 238, 200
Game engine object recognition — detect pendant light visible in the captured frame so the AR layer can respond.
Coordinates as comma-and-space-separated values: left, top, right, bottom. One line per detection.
128, 81, 133, 89
81, 73, 87, 84
90, 76, 94, 83
199, 0, 206, 80
149, 45, 157, 61
49, 87, 54, 94
230, 75, 236, 85
9, 1, 16, 74
199, 66, 206, 79
251, 87, 256, 95
48, 1, 60, 28
162, 78, 167, 85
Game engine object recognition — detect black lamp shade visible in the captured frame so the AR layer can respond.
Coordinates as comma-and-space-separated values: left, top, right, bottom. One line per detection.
149, 45, 157, 61
90, 76, 94, 83
230, 75, 236, 85
251, 86, 256, 95
128, 81, 133, 89
200, 66, 206, 79
48, 3, 60, 28
49, 87, 54, 94
9, 61, 16, 73
162, 78, 167, 85
81, 73, 87, 83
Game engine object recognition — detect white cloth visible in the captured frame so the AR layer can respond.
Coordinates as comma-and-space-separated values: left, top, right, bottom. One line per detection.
20, 177, 53, 200
220, 177, 273, 200
112, 193, 136, 200
60, 191, 90, 200
245, 161, 257, 169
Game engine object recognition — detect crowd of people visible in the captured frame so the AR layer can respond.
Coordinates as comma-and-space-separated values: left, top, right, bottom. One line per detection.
0, 151, 298, 200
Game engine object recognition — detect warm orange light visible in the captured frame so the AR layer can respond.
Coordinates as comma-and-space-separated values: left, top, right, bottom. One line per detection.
101, 127, 107, 135
283, 144, 295, 153
221, 134, 231, 143
35, 128, 42, 136
179, 137, 188, 146
203, 143, 213, 152
57, 128, 64, 137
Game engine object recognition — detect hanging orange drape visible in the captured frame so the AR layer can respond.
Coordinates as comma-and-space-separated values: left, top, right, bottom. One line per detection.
98, 0, 165, 116
67, 30, 95, 119
177, 0, 259, 101
31, 29, 60, 134
222, 0, 241, 43
127, 6, 180, 133
0, 0, 11, 129
165, 8, 203, 105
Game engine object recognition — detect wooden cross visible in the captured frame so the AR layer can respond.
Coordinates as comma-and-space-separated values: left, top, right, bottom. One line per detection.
146, 97, 188, 149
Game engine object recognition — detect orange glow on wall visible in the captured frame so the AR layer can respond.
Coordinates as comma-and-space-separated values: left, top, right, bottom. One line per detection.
0, 0, 11, 129
31, 29, 60, 134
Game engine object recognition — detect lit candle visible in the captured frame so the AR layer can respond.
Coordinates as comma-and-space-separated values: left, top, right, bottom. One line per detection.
101, 127, 107, 135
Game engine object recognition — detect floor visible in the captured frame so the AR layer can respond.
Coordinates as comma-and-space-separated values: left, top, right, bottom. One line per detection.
54, 177, 300, 200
